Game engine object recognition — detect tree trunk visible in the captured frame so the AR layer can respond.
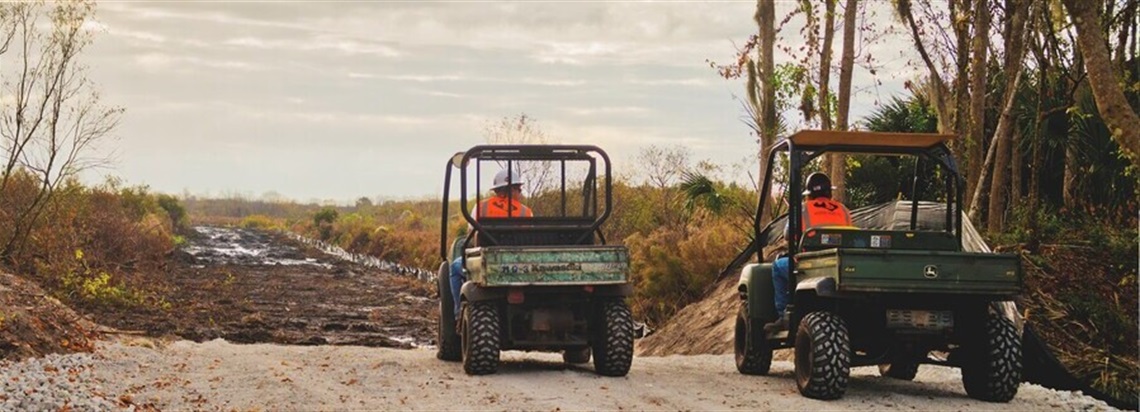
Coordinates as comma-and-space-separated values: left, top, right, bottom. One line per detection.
819, 0, 837, 184
1027, 20, 1049, 251
966, 0, 990, 208
897, 0, 953, 135
952, 0, 972, 160
831, 0, 858, 204
819, 0, 836, 131
968, 67, 1022, 222
1115, 0, 1136, 68
757, 0, 777, 226
1062, 0, 1140, 170
986, 0, 1031, 233
1063, 144, 1078, 208
1010, 127, 1022, 203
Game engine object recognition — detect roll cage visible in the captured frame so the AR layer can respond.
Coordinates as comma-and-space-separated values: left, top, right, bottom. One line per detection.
753, 130, 964, 260
438, 145, 614, 260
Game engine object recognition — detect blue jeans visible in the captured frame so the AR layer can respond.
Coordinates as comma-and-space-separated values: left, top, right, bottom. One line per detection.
450, 257, 465, 318
772, 256, 790, 316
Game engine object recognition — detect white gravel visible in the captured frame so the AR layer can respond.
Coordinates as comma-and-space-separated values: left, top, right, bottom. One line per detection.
0, 352, 125, 411
0, 339, 1124, 411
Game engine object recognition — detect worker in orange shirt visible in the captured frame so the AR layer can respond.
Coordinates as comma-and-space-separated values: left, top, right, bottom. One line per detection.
449, 169, 533, 317
767, 172, 852, 332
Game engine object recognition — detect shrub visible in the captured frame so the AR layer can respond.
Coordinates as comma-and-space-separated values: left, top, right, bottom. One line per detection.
240, 214, 279, 230
157, 194, 189, 232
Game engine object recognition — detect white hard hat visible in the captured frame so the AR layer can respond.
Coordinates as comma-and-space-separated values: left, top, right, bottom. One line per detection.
492, 169, 525, 190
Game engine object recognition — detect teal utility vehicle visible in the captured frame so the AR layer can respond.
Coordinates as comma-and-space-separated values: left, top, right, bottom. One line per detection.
436, 145, 633, 377
734, 131, 1022, 401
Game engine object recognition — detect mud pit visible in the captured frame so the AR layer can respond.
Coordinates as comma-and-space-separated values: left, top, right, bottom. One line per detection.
91, 226, 436, 348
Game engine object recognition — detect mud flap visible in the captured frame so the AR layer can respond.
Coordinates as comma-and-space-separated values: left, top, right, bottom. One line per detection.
740, 264, 777, 323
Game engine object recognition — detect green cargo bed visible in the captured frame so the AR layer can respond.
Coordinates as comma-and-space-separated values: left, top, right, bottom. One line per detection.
796, 248, 1021, 296
465, 246, 630, 286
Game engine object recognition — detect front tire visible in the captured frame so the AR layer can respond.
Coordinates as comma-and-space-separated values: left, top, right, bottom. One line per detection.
962, 313, 1021, 402
794, 311, 851, 400
462, 302, 500, 375
734, 302, 772, 375
436, 262, 461, 362
592, 300, 633, 377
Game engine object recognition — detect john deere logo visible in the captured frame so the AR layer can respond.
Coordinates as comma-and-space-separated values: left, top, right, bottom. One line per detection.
923, 265, 939, 279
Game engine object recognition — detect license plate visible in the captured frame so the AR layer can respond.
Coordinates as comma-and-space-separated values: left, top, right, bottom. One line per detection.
886, 309, 954, 330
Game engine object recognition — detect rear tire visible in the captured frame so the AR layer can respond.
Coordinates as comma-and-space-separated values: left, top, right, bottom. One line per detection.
962, 313, 1021, 402
436, 262, 461, 362
734, 302, 772, 375
462, 302, 500, 375
794, 311, 851, 400
563, 347, 591, 364
592, 300, 633, 377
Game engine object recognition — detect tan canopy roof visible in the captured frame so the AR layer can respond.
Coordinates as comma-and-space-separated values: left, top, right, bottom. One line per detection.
788, 130, 954, 149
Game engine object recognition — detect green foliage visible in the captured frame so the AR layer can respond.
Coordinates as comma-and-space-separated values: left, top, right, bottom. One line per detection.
862, 94, 938, 134
240, 214, 279, 230
156, 194, 189, 233
58, 249, 146, 308
313, 207, 339, 241
313, 207, 339, 226
841, 92, 947, 209
625, 220, 746, 325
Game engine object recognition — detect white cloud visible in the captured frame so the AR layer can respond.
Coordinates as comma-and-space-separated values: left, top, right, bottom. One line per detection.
419, 90, 468, 99
628, 77, 714, 87
134, 53, 174, 71
133, 53, 261, 72
347, 72, 583, 87
100, 23, 167, 44
385, 74, 464, 83
519, 77, 586, 87
565, 106, 651, 116
224, 35, 401, 58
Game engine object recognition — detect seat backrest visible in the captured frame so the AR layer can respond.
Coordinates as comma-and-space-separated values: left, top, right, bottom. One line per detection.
474, 217, 596, 247
799, 228, 958, 252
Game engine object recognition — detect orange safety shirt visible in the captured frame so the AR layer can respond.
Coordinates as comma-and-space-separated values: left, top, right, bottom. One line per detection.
476, 195, 534, 219
801, 197, 852, 230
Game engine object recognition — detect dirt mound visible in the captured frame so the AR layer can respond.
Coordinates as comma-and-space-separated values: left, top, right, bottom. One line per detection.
636, 276, 736, 356
1019, 245, 1138, 406
0, 271, 99, 361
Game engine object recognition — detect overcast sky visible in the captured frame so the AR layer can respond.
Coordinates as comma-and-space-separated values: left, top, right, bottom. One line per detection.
81, 1, 918, 203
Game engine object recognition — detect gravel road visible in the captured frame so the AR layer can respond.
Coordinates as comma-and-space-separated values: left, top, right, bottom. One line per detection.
2, 338, 1121, 411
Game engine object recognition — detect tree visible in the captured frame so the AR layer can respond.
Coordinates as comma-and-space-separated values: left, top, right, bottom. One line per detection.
636, 145, 691, 189
984, 0, 1032, 232
758, 0, 777, 211
1061, 0, 1140, 170
817, 0, 837, 133
830, 0, 858, 203
0, 1, 122, 262
964, 0, 990, 206
482, 113, 556, 197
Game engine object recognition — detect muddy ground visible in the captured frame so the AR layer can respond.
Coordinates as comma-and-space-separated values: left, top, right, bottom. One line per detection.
83, 226, 437, 348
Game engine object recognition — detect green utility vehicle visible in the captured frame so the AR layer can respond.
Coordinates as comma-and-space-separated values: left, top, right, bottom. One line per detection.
436, 145, 634, 376
734, 131, 1022, 401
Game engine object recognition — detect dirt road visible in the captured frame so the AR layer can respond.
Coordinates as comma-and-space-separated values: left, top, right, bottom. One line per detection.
89, 338, 1117, 411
